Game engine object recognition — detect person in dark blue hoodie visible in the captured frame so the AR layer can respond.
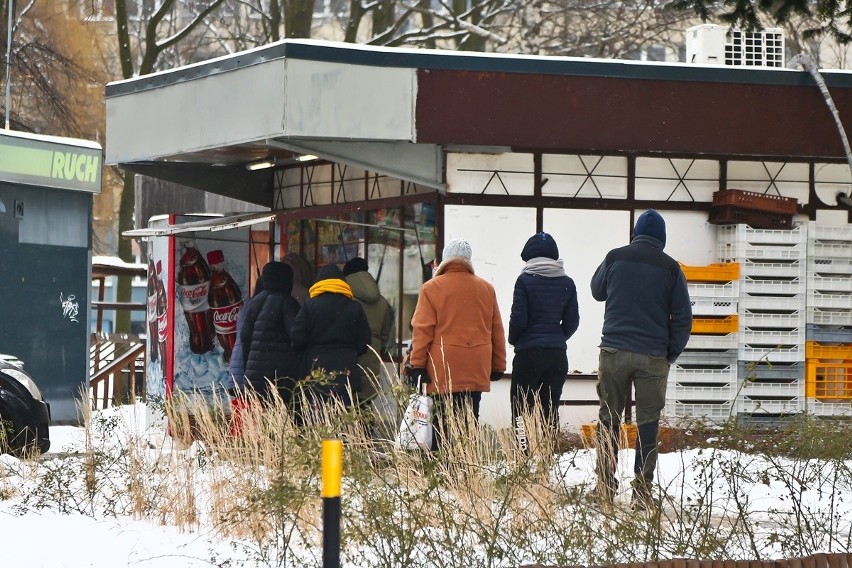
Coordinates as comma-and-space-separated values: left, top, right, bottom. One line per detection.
508, 232, 579, 448
590, 209, 692, 508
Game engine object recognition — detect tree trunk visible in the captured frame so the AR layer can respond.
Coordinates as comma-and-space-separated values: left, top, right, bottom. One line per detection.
373, 0, 396, 36
284, 0, 314, 38
418, 0, 435, 49
344, 0, 366, 43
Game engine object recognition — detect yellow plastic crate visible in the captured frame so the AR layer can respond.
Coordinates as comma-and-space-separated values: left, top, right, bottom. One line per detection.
580, 422, 638, 449
692, 315, 739, 335
806, 360, 852, 399
805, 341, 852, 360
679, 262, 740, 283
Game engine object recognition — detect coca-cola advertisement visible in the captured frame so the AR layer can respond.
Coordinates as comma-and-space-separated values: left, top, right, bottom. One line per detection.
143, 215, 252, 403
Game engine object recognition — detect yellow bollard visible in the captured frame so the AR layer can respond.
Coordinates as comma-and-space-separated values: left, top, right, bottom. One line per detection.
321, 439, 343, 568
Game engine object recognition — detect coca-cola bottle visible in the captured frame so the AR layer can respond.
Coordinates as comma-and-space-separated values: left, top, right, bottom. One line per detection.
177, 241, 215, 354
155, 260, 169, 375
146, 257, 159, 363
206, 250, 243, 364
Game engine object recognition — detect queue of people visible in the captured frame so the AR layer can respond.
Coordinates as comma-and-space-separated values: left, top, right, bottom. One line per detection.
229, 209, 691, 509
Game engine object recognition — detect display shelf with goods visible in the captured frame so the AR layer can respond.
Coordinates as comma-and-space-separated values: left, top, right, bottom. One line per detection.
805, 324, 852, 343
316, 218, 366, 269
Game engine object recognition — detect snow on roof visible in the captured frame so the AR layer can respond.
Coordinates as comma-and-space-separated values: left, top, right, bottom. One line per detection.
92, 255, 147, 271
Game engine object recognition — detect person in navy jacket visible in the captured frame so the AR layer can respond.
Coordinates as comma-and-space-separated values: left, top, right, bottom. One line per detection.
590, 209, 692, 508
508, 232, 579, 447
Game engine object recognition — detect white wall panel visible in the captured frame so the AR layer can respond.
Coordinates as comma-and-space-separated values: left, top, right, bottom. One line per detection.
542, 154, 627, 198
635, 157, 718, 202
284, 59, 414, 140
446, 153, 534, 195
727, 160, 809, 204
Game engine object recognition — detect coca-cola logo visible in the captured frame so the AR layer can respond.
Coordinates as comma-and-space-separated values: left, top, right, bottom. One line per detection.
211, 302, 243, 334
178, 282, 210, 313
180, 285, 209, 300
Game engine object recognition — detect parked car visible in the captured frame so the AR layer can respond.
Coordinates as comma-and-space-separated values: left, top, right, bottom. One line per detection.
0, 358, 50, 456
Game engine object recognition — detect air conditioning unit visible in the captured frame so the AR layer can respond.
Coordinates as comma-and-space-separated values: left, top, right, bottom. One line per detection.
686, 24, 785, 68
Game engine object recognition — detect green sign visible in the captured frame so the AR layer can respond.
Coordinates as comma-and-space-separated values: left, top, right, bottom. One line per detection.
0, 133, 102, 194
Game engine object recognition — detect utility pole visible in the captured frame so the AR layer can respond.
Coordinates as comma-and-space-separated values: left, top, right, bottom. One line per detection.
4, 0, 13, 129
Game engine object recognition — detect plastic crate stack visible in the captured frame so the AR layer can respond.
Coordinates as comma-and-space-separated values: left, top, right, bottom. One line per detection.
666, 262, 740, 423
717, 224, 808, 426
805, 222, 852, 417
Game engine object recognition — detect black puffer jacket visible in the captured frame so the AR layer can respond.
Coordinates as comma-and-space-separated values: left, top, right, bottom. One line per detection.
291, 265, 371, 398
241, 262, 301, 396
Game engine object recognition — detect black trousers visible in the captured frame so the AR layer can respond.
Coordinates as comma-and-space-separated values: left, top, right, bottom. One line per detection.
431, 391, 482, 451
510, 348, 568, 432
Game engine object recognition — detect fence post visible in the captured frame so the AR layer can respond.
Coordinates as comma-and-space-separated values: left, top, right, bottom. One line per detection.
322, 438, 343, 568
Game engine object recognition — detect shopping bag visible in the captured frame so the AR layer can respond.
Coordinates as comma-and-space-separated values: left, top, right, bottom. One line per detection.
397, 388, 433, 450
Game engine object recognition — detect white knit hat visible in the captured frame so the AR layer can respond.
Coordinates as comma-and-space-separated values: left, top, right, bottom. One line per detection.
442, 239, 472, 261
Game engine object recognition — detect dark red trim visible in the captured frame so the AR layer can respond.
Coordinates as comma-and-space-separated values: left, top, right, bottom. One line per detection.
416, 70, 852, 159
166, 215, 176, 398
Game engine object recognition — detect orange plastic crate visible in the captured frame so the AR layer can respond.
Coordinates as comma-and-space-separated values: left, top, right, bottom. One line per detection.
580, 423, 638, 449
806, 360, 852, 399
692, 315, 739, 334
805, 341, 852, 360
679, 262, 740, 283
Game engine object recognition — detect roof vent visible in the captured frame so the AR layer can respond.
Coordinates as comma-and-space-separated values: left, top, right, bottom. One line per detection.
686, 24, 785, 68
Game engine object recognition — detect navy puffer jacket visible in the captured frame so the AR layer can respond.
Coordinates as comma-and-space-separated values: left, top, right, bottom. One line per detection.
508, 272, 580, 352
590, 234, 692, 362
241, 266, 301, 395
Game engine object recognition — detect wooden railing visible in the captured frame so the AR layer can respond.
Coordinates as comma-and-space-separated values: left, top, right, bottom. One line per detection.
89, 333, 146, 410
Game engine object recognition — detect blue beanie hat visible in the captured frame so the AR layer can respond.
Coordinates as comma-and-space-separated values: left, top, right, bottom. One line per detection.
521, 232, 559, 261
634, 210, 666, 247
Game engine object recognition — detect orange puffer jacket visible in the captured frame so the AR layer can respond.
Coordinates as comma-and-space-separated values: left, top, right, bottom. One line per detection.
410, 259, 506, 394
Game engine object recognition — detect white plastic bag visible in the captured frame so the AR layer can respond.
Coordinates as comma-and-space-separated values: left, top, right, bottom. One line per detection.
397, 391, 433, 450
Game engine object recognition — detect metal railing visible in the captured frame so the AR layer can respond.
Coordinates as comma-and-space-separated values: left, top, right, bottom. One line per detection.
89, 333, 146, 409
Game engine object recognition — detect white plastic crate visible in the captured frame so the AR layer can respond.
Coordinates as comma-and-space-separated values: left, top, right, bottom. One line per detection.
718, 244, 805, 262
807, 291, 852, 310
736, 395, 805, 415
739, 294, 806, 312
741, 327, 805, 345
742, 277, 805, 295
738, 361, 805, 383
717, 224, 807, 245
808, 240, 852, 259
674, 351, 738, 366
739, 380, 805, 398
669, 384, 736, 401
807, 398, 852, 417
808, 222, 852, 242
741, 310, 804, 329
670, 364, 736, 385
809, 257, 852, 275
688, 281, 739, 299
686, 333, 738, 351
806, 307, 852, 326
808, 274, 852, 293
666, 400, 734, 422
691, 297, 738, 316
740, 259, 807, 279
738, 344, 805, 362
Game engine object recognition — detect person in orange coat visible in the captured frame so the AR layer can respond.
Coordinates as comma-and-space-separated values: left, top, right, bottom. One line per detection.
408, 238, 507, 450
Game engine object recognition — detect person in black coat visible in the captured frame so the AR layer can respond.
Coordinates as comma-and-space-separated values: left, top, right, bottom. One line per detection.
239, 261, 301, 401
291, 264, 371, 407
508, 232, 580, 444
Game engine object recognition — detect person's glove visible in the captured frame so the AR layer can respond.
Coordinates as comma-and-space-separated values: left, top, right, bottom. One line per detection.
490, 371, 504, 382
405, 366, 430, 387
